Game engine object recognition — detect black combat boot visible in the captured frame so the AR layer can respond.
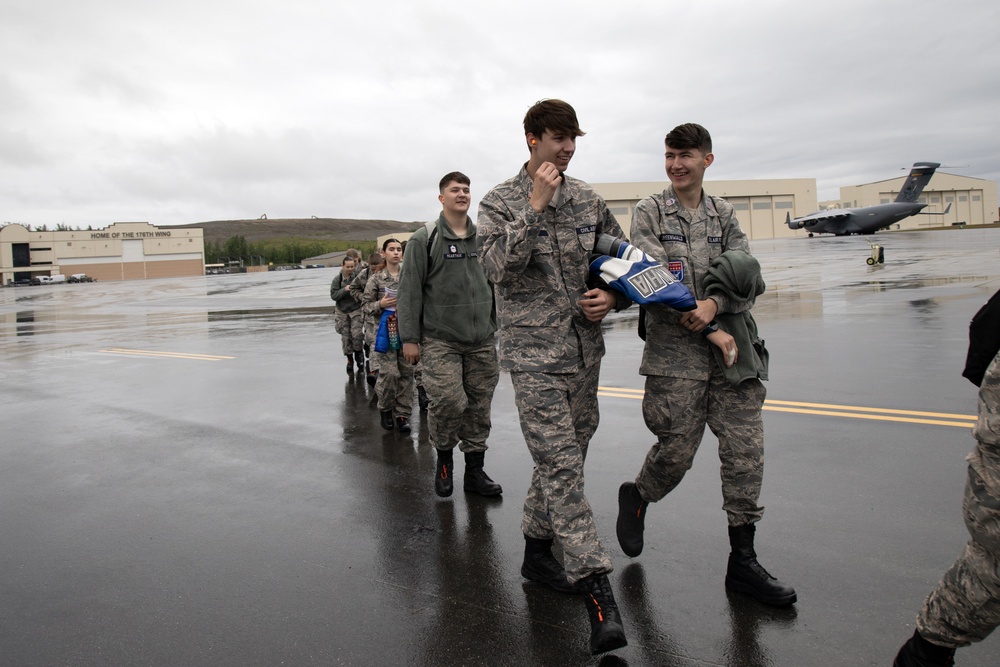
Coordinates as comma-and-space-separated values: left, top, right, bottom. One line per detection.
616, 482, 647, 557
435, 449, 453, 498
395, 416, 411, 434
367, 368, 379, 387
724, 524, 797, 607
463, 451, 502, 497
346, 355, 354, 374
379, 410, 394, 431
417, 385, 430, 411
577, 573, 628, 655
520, 536, 576, 594
354, 350, 364, 369
893, 629, 956, 667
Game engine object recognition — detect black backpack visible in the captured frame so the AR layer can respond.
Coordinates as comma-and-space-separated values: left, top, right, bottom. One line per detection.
963, 288, 1000, 386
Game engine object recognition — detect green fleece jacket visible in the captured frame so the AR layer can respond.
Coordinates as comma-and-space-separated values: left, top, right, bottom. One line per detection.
704, 250, 769, 385
397, 214, 497, 346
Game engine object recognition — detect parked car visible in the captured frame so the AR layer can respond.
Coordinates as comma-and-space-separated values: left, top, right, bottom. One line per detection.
30, 276, 52, 285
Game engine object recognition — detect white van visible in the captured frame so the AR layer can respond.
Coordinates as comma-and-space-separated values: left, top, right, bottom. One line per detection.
49, 274, 67, 284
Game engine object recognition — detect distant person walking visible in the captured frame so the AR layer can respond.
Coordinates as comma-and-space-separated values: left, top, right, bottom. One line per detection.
330, 255, 364, 373
363, 239, 414, 433
397, 171, 502, 498
351, 252, 385, 386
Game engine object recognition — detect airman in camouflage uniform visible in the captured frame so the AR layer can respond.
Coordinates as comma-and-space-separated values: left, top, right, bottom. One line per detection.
893, 351, 1000, 665
330, 256, 364, 373
615, 123, 796, 608
350, 252, 385, 384
397, 172, 502, 498
478, 99, 629, 655
362, 240, 414, 433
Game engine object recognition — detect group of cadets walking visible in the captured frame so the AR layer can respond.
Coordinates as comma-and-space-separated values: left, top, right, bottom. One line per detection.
331, 99, 996, 664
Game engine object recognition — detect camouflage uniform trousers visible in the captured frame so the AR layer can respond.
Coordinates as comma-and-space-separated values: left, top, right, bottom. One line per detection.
420, 337, 499, 453
334, 309, 364, 356
374, 349, 415, 416
511, 362, 612, 584
636, 364, 766, 527
916, 441, 1000, 648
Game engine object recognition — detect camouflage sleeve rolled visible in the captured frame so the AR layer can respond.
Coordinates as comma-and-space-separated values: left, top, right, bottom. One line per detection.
476, 188, 546, 287
348, 267, 368, 301
362, 271, 383, 318
975, 350, 1000, 447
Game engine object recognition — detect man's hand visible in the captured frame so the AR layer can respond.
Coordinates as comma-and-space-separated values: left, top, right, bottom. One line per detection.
402, 342, 420, 365
705, 329, 738, 367
380, 295, 397, 310
679, 298, 718, 332
529, 162, 562, 213
579, 288, 615, 322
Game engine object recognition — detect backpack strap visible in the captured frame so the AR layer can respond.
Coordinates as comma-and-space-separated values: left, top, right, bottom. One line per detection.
424, 219, 438, 268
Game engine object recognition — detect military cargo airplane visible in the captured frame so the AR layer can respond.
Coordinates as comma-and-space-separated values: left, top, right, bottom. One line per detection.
786, 162, 951, 236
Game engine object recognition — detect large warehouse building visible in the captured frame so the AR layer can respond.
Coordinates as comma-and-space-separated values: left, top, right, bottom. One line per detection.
1, 222, 205, 285
594, 171, 998, 240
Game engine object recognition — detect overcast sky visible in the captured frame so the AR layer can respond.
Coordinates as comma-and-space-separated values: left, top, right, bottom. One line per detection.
2, 0, 998, 228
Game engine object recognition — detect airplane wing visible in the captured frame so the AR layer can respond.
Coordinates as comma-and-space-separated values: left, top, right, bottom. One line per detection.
797, 210, 851, 224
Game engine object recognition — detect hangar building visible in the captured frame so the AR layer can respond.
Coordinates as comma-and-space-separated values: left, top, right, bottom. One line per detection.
1, 222, 205, 285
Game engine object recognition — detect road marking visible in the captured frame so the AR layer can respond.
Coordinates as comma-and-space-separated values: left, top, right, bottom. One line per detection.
100, 348, 235, 361
597, 386, 976, 429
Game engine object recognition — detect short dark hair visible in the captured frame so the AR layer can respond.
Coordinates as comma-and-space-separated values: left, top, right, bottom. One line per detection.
341, 256, 355, 266
439, 171, 470, 192
368, 252, 384, 266
665, 123, 712, 154
382, 238, 402, 252
523, 99, 585, 139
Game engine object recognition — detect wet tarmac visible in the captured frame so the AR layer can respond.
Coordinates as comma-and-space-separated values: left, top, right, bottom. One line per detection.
2, 229, 999, 666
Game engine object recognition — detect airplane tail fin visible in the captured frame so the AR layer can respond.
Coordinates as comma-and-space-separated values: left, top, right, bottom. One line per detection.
785, 212, 803, 230
895, 162, 940, 203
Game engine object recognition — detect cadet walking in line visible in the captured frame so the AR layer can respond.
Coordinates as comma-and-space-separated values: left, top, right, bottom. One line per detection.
478, 99, 629, 655
615, 123, 796, 607
397, 171, 502, 498
363, 239, 414, 433
330, 255, 364, 374
351, 252, 385, 386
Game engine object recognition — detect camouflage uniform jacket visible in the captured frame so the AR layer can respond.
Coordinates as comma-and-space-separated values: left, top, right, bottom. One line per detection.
397, 213, 497, 347
629, 185, 752, 380
478, 165, 630, 373
329, 270, 361, 314
975, 350, 1000, 453
362, 268, 401, 317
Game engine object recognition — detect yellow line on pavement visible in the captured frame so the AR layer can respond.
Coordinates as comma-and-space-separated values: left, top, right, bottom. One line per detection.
597, 386, 975, 428
101, 348, 234, 361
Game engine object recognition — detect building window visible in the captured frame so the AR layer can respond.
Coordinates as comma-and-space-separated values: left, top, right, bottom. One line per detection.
752, 202, 772, 210
881, 199, 891, 205
930, 196, 940, 203
609, 206, 630, 215
959, 195, 968, 202
732, 203, 750, 211
973, 195, 981, 202
774, 201, 793, 209
946, 196, 954, 203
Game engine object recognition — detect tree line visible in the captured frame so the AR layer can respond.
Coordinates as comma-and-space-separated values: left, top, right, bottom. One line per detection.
204, 236, 377, 266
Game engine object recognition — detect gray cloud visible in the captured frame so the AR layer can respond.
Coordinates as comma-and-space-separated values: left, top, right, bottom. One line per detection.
2, 0, 997, 227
